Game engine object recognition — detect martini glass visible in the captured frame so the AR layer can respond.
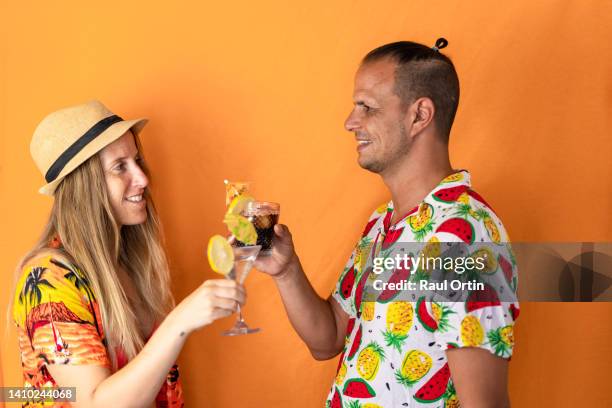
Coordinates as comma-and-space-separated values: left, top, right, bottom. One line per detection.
222, 244, 262, 336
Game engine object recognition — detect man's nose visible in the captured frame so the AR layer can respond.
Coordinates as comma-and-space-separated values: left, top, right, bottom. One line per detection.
344, 109, 360, 132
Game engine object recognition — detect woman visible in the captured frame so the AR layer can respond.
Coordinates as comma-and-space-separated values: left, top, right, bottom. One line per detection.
12, 100, 243, 407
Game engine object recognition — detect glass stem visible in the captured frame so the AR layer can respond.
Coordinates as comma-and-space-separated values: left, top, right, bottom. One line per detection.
237, 304, 245, 323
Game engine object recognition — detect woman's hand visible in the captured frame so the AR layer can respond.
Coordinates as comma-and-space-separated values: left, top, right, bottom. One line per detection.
169, 279, 246, 335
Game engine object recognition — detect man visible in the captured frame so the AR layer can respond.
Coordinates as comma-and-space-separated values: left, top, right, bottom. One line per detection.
256, 39, 519, 407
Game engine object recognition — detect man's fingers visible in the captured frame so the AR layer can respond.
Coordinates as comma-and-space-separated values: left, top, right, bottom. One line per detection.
274, 224, 294, 247
274, 224, 290, 238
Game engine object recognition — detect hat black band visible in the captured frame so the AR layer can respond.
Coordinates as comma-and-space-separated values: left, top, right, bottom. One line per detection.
45, 115, 124, 183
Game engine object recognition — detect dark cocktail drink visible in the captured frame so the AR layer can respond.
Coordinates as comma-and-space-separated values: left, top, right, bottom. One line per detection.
236, 201, 280, 253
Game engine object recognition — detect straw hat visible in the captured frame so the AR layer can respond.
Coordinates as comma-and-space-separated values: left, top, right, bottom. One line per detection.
31, 100, 148, 195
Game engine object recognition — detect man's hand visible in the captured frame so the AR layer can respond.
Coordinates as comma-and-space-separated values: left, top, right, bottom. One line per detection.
254, 223, 297, 278
253, 223, 349, 359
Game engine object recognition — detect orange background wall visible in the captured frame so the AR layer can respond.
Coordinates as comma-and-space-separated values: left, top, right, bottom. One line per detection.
1, 1, 611, 407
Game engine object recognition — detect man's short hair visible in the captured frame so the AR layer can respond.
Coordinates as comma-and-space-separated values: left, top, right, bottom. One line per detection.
363, 41, 460, 140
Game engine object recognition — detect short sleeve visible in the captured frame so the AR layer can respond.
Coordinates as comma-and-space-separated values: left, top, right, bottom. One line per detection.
155, 364, 184, 408
13, 254, 111, 368
331, 250, 359, 317
331, 205, 387, 318
432, 300, 518, 359
431, 211, 519, 359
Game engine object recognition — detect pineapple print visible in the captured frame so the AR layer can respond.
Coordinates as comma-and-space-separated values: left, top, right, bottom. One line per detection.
383, 302, 413, 352
357, 341, 386, 380
395, 350, 432, 387
431, 302, 454, 332
465, 208, 501, 243
470, 247, 498, 274
362, 302, 375, 321
431, 303, 442, 321
441, 172, 464, 183
355, 237, 373, 273
445, 394, 460, 408
483, 215, 501, 243
461, 315, 485, 346
335, 362, 347, 385
487, 325, 514, 357
454, 196, 479, 220
326, 170, 519, 406
346, 402, 383, 408
443, 381, 460, 408
408, 203, 435, 241
422, 236, 441, 259
413, 236, 441, 281
500, 325, 514, 345
375, 202, 389, 214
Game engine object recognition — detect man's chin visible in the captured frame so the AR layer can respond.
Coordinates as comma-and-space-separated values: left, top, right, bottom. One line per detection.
358, 157, 383, 174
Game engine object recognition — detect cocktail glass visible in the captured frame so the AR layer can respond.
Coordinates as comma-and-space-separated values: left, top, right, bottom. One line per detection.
222, 244, 261, 336
242, 201, 280, 256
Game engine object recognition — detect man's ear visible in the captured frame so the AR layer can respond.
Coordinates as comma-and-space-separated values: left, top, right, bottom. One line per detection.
407, 97, 435, 137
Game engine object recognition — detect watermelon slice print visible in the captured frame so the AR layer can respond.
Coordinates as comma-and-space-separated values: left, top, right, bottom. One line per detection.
340, 266, 356, 299
382, 226, 404, 250
361, 217, 379, 238
343, 378, 376, 398
446, 342, 459, 349
347, 324, 363, 361
416, 296, 438, 332
435, 218, 475, 244
509, 304, 520, 320
377, 262, 412, 303
414, 363, 451, 403
433, 185, 469, 203
465, 283, 501, 312
498, 254, 513, 286
345, 317, 356, 339
382, 209, 393, 232
467, 189, 496, 214
336, 349, 346, 375
330, 387, 342, 408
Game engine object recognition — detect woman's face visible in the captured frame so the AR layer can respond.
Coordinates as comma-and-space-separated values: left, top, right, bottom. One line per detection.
99, 130, 149, 226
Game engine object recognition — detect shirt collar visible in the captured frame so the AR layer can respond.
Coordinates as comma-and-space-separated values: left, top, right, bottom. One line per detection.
384, 169, 471, 231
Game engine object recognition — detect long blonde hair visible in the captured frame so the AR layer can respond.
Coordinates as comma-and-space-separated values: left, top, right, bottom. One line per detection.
17, 143, 172, 368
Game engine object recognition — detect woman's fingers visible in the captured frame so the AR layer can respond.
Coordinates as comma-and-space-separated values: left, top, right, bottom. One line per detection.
172, 279, 249, 333
203, 279, 239, 288
204, 279, 246, 297
204, 283, 246, 305
212, 296, 239, 312
210, 307, 234, 321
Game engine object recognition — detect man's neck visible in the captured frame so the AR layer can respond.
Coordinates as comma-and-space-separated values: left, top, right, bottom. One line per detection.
381, 144, 453, 225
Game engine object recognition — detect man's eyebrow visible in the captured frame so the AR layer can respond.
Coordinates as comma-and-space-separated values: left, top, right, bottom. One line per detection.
354, 99, 377, 107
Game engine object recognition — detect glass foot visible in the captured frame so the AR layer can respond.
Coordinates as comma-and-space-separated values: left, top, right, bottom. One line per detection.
221, 320, 261, 336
